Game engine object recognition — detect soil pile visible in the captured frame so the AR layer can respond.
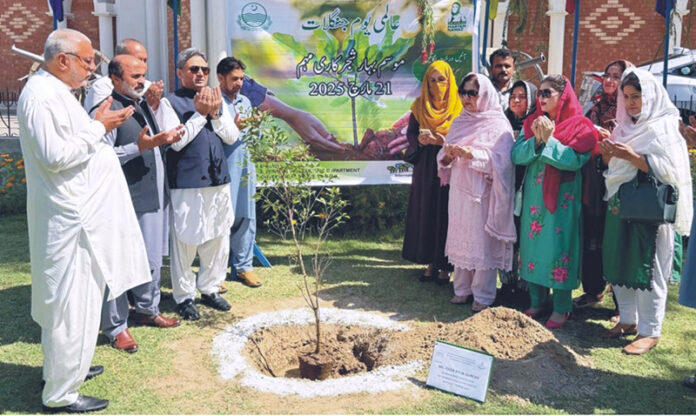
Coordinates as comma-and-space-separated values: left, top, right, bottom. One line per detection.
243, 307, 593, 399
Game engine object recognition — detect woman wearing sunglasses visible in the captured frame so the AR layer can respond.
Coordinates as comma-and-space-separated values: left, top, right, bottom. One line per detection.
437, 73, 516, 312
574, 60, 632, 316
600, 69, 692, 354
511, 75, 598, 329
402, 61, 462, 284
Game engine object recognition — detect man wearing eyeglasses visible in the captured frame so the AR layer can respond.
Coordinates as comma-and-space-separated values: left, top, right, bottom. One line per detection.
18, 29, 152, 413
156, 48, 240, 320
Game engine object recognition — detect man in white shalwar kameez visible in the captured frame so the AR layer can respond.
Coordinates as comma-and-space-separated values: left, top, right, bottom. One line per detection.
156, 48, 239, 320
17, 29, 151, 413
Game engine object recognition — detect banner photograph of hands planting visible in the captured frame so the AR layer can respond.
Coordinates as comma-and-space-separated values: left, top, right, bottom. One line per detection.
227, 0, 478, 185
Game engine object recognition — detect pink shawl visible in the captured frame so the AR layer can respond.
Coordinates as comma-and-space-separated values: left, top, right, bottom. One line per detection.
438, 73, 517, 243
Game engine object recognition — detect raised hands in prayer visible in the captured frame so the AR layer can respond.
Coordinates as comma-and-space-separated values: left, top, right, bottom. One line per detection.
94, 97, 134, 132
144, 80, 164, 111
136, 124, 185, 152
194, 86, 223, 118
532, 116, 555, 144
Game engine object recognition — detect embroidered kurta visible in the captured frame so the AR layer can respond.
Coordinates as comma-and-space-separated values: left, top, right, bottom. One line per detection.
18, 69, 151, 329
511, 132, 589, 290
443, 149, 515, 270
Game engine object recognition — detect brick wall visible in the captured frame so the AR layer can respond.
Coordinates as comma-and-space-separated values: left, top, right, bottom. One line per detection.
507, 0, 696, 91
0, 0, 99, 93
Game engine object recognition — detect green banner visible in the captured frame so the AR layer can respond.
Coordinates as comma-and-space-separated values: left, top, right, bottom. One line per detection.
227, 0, 478, 184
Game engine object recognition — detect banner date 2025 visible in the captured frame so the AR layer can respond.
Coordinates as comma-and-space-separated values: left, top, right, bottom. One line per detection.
308, 81, 392, 97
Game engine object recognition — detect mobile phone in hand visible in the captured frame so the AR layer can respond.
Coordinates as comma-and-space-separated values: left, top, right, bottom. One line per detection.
419, 128, 432, 136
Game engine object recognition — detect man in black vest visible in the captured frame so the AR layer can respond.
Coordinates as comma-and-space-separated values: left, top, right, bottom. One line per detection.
157, 48, 240, 320
96, 55, 184, 352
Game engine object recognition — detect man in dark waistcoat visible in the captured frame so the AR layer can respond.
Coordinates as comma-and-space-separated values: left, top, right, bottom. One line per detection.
157, 48, 240, 320
94, 55, 184, 352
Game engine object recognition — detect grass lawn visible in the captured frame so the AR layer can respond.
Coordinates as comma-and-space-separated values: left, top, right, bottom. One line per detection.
1, 213, 695, 414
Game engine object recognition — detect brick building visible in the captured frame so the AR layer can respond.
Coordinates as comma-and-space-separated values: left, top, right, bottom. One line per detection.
0, 0, 694, 95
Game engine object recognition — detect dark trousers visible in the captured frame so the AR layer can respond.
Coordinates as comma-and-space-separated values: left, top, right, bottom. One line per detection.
582, 212, 607, 297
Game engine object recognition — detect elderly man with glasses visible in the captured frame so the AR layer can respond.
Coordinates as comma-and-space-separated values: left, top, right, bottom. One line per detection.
17, 28, 152, 413
156, 48, 240, 320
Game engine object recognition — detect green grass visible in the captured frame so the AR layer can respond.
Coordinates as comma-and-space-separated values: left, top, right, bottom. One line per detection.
1, 213, 695, 413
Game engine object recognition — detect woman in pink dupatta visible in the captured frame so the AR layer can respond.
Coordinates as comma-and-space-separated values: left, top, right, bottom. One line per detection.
438, 73, 517, 312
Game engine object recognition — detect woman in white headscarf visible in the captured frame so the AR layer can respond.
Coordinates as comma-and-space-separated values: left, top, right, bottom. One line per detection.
600, 68, 692, 355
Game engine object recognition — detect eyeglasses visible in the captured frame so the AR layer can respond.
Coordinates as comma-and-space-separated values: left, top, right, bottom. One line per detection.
602, 73, 621, 81
65, 52, 94, 68
188, 66, 210, 75
537, 89, 558, 99
460, 89, 479, 98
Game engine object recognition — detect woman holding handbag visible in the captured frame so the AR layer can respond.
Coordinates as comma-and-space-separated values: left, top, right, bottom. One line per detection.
600, 68, 692, 355
511, 75, 598, 329
574, 60, 632, 316
402, 61, 463, 284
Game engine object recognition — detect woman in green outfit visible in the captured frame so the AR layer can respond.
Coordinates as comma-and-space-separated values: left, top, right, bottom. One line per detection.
511, 75, 598, 329
600, 69, 692, 355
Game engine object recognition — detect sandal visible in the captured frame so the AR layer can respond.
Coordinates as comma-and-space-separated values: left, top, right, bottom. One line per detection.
471, 301, 489, 313
573, 293, 604, 309
523, 307, 551, 319
545, 312, 570, 329
603, 323, 638, 339
450, 295, 471, 304
684, 375, 696, 390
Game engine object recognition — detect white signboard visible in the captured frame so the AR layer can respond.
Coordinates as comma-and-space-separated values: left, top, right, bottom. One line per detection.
425, 340, 494, 402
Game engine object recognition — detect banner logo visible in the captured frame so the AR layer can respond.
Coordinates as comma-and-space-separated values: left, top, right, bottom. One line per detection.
238, 2, 272, 31
448, 2, 467, 32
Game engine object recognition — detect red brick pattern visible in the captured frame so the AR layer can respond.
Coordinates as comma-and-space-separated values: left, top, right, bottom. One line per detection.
507, 0, 696, 92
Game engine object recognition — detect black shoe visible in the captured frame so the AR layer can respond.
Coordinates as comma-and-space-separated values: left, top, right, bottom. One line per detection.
176, 299, 201, 320
85, 365, 103, 381
42, 395, 109, 413
419, 274, 435, 282
200, 292, 231, 311
41, 366, 104, 389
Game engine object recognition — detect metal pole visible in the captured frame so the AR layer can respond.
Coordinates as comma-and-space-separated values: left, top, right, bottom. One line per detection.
663, 0, 673, 88
570, 0, 580, 88
173, 0, 179, 89
481, 0, 491, 69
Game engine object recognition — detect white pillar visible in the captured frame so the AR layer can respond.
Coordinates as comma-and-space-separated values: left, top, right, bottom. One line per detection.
93, 1, 116, 75
190, 0, 207, 52
145, 0, 169, 90
546, 0, 568, 75
492, 1, 509, 50
672, 0, 690, 52
205, 0, 228, 86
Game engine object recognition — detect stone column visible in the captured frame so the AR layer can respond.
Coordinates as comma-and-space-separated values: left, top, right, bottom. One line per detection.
205, 0, 228, 86
92, 0, 116, 75
492, 1, 509, 50
672, 0, 690, 52
145, 0, 169, 90
190, 0, 207, 52
546, 0, 568, 75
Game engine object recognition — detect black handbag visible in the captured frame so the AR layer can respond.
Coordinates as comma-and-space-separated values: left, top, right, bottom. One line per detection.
618, 161, 678, 224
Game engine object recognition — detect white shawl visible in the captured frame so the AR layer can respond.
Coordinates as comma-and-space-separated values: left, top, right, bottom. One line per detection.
604, 68, 693, 235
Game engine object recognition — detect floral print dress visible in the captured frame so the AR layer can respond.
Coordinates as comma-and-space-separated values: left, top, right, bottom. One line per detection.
511, 131, 590, 291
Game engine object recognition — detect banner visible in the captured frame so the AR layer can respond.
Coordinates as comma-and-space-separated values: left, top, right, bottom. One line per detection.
227, 0, 478, 185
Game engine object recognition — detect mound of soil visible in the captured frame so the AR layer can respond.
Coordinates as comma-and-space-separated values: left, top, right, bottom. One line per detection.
243, 307, 593, 399
310, 128, 402, 161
